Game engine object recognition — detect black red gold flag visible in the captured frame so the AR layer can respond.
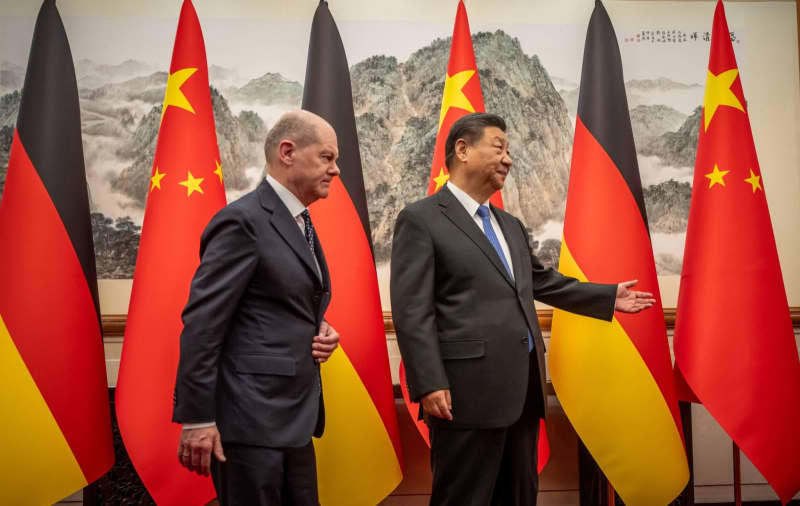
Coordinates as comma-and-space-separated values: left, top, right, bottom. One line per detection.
550, 2, 688, 504
302, 2, 404, 503
0, 1, 114, 503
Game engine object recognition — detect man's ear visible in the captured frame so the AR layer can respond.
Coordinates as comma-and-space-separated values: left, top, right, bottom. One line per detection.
278, 139, 295, 165
455, 138, 469, 163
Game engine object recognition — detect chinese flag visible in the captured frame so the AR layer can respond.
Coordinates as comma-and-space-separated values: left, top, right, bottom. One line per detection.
399, 0, 549, 473
0, 1, 114, 503
674, 1, 800, 503
302, 2, 404, 504
115, 1, 226, 504
549, 2, 688, 504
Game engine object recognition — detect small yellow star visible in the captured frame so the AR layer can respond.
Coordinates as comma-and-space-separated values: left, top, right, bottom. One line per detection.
150, 167, 165, 191
439, 70, 477, 129
744, 169, 762, 193
178, 170, 205, 196
433, 167, 450, 191
214, 160, 224, 183
161, 67, 198, 123
703, 68, 745, 131
705, 164, 730, 189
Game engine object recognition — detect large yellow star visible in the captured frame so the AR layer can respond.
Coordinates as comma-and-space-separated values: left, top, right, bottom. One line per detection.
150, 166, 165, 191
705, 164, 730, 189
703, 68, 745, 131
433, 167, 450, 191
178, 170, 204, 196
438, 70, 477, 129
214, 160, 224, 183
744, 169, 762, 193
161, 67, 198, 123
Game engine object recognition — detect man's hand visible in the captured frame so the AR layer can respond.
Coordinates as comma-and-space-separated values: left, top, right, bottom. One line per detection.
615, 280, 656, 313
421, 389, 453, 421
177, 425, 226, 476
313, 321, 340, 363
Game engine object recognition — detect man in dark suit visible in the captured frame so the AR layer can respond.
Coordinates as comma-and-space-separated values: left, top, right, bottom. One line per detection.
173, 110, 341, 505
391, 113, 654, 506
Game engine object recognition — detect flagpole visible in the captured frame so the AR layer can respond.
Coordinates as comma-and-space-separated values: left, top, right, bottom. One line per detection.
733, 442, 742, 506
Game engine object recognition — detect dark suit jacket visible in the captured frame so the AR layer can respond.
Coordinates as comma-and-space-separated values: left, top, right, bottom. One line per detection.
173, 180, 331, 448
390, 185, 616, 429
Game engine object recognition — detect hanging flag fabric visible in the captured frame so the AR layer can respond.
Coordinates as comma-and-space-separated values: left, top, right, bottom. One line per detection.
301, 1, 404, 504
0, 1, 114, 504
674, 1, 800, 502
114, 1, 226, 504
425, 0, 497, 205
398, 0, 550, 474
549, 2, 688, 504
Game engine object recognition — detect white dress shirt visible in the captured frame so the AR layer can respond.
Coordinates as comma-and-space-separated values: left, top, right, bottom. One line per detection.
266, 174, 321, 277
446, 182, 514, 278
182, 175, 320, 431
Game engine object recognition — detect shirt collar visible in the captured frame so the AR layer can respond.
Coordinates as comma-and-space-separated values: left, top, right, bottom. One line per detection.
446, 181, 490, 218
266, 174, 307, 219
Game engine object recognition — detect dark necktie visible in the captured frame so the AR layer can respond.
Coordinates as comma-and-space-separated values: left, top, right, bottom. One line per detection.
301, 209, 315, 257
302, 209, 323, 394
477, 205, 533, 352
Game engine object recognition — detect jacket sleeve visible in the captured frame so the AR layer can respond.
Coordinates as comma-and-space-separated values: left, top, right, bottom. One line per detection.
173, 206, 258, 423
390, 207, 449, 402
519, 219, 617, 322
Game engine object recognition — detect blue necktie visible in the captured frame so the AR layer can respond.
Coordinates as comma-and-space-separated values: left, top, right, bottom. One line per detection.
476, 205, 533, 352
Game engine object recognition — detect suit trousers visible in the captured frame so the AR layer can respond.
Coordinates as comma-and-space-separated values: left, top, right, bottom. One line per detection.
429, 353, 545, 506
211, 441, 319, 506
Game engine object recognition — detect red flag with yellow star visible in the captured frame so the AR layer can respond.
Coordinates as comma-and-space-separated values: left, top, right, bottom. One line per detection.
115, 1, 225, 504
400, 0, 550, 474
674, 1, 800, 502
425, 0, 497, 204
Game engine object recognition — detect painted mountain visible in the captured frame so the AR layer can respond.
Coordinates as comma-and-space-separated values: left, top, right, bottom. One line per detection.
0, 30, 696, 277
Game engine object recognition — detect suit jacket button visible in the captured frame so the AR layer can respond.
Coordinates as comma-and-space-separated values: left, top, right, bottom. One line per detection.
521, 336, 529, 344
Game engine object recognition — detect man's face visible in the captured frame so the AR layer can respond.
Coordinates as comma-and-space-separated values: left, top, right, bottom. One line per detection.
462, 126, 512, 193
288, 124, 340, 206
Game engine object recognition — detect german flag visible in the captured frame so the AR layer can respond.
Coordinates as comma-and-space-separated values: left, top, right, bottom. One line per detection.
302, 2, 404, 503
0, 1, 114, 503
115, 1, 224, 504
549, 2, 688, 504
674, 1, 800, 502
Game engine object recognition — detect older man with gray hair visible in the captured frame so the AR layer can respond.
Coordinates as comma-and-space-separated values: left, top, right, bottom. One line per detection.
173, 109, 341, 505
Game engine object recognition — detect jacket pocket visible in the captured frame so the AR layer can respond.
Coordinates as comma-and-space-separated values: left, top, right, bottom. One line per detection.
232, 353, 296, 376
439, 339, 486, 360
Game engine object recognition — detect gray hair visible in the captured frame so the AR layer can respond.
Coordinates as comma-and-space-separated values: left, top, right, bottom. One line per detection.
264, 112, 321, 167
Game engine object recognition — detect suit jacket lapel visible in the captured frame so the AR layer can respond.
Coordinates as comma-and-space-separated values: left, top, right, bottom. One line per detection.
313, 231, 330, 291
437, 187, 515, 288
258, 181, 323, 286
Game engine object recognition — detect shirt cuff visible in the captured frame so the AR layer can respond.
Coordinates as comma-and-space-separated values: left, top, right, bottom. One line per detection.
182, 421, 216, 430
